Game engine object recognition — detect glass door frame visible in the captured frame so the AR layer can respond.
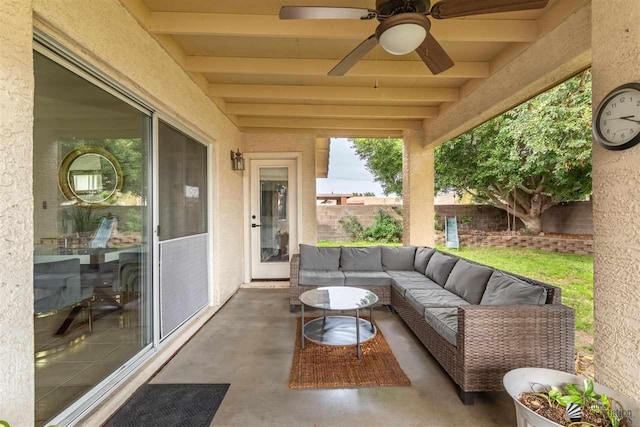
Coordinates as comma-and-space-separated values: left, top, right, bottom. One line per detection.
34, 31, 216, 427
242, 152, 303, 283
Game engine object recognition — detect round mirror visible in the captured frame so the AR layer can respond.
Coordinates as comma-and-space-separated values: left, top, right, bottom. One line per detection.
58, 146, 123, 206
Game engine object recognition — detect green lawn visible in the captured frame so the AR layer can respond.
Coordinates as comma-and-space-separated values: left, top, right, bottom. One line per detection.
317, 240, 594, 349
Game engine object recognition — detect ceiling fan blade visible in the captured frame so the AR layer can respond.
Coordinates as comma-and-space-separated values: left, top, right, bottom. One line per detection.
279, 6, 376, 20
415, 33, 455, 75
430, 0, 549, 19
328, 35, 378, 76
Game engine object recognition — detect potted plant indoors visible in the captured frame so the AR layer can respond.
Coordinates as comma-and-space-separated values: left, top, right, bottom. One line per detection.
504, 368, 638, 427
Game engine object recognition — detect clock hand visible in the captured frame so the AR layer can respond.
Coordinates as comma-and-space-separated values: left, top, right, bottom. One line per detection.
620, 116, 640, 124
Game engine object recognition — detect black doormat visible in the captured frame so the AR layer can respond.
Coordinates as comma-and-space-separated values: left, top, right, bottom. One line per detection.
104, 383, 230, 427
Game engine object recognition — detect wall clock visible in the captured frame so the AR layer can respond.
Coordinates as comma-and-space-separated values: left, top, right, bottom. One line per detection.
594, 83, 640, 150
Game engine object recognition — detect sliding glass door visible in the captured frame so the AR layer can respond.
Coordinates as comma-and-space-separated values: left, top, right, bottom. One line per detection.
33, 51, 152, 425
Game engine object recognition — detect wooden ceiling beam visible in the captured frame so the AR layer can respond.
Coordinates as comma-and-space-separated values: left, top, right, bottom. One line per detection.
148, 12, 538, 43
226, 103, 438, 119
237, 117, 422, 130
241, 127, 404, 138
210, 84, 458, 103
185, 57, 489, 79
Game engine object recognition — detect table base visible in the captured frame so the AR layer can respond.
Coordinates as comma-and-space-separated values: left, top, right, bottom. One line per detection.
303, 315, 376, 347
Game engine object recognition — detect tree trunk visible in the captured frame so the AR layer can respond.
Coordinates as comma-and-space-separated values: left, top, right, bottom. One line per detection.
517, 215, 543, 234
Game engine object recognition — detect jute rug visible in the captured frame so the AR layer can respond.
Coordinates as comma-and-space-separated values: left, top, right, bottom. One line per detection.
289, 317, 411, 389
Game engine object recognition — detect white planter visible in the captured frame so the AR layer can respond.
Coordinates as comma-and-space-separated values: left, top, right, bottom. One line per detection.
503, 368, 639, 427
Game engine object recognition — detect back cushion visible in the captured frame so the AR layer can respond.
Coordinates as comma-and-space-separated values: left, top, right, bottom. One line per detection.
414, 247, 436, 273
299, 244, 341, 271
381, 246, 417, 271
480, 271, 548, 305
444, 260, 494, 304
425, 252, 458, 286
340, 246, 383, 271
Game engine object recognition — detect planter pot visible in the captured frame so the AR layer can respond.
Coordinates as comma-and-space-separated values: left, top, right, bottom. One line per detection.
503, 368, 639, 427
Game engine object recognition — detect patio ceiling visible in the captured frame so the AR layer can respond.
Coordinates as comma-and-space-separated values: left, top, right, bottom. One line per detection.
121, 0, 590, 138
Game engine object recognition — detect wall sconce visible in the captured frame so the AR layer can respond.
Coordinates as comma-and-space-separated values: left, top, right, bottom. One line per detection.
230, 148, 245, 171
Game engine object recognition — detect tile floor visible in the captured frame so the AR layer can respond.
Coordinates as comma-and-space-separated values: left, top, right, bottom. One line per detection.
150, 288, 517, 427
35, 303, 147, 425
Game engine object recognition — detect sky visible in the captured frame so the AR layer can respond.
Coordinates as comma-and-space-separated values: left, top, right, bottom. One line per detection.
316, 138, 385, 196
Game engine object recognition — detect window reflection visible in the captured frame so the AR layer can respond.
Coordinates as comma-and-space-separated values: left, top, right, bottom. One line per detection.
33, 52, 151, 426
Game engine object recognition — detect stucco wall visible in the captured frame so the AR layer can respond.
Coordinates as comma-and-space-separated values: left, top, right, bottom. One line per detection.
592, 0, 640, 401
32, 0, 245, 304
0, 1, 35, 425
403, 130, 435, 247
242, 133, 318, 246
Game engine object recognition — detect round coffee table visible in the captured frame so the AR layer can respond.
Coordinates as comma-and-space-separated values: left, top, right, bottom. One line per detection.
299, 286, 378, 359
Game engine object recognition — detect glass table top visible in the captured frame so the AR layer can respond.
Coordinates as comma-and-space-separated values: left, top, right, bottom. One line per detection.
299, 286, 379, 310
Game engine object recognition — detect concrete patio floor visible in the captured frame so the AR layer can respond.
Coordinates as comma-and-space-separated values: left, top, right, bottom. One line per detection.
151, 289, 516, 426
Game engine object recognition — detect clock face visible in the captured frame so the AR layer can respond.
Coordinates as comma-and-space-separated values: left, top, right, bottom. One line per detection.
595, 84, 640, 150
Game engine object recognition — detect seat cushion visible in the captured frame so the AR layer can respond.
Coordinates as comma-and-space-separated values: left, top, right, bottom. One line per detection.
343, 271, 392, 287
444, 260, 494, 304
340, 246, 383, 271
299, 244, 341, 271
480, 271, 547, 305
406, 288, 469, 315
389, 275, 442, 297
424, 307, 458, 346
299, 270, 345, 286
414, 247, 436, 274
425, 251, 459, 286
381, 246, 416, 271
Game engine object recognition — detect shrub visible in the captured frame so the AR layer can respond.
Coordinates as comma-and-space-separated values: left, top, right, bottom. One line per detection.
363, 209, 403, 243
338, 214, 365, 241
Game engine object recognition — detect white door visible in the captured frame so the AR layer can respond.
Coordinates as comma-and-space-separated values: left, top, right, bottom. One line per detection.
250, 159, 298, 279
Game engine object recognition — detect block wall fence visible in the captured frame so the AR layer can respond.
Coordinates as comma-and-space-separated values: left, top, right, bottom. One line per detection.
317, 201, 593, 254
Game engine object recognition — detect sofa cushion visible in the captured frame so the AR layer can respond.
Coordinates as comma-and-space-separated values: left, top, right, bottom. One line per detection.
299, 244, 341, 271
424, 307, 458, 346
444, 260, 494, 304
414, 247, 436, 274
425, 252, 459, 286
386, 270, 427, 280
480, 271, 548, 305
299, 270, 345, 286
344, 271, 392, 287
389, 275, 442, 297
340, 246, 383, 271
381, 246, 417, 271
406, 288, 469, 315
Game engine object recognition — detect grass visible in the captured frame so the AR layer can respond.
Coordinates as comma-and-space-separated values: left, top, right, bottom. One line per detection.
317, 240, 594, 349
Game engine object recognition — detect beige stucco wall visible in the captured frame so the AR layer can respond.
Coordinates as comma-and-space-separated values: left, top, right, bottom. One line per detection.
0, 1, 35, 425
403, 130, 435, 247
242, 133, 318, 246
32, 0, 245, 303
591, 0, 640, 401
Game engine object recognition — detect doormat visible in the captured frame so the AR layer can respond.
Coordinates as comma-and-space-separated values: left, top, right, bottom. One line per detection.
289, 318, 411, 389
104, 383, 229, 427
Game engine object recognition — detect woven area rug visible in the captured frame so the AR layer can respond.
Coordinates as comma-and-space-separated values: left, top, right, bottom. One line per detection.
289, 317, 411, 389
104, 383, 229, 427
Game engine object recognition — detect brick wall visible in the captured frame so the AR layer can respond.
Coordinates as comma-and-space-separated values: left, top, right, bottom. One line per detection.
435, 233, 594, 255
317, 205, 402, 241
317, 201, 593, 241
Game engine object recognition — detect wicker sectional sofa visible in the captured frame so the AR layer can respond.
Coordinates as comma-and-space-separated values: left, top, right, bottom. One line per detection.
289, 244, 575, 403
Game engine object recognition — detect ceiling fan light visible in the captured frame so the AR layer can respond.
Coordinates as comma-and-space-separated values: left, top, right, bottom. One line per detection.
379, 23, 427, 55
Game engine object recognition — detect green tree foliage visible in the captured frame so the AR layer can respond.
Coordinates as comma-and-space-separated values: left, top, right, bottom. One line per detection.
435, 70, 592, 233
350, 137, 403, 196
338, 214, 365, 241
362, 209, 403, 243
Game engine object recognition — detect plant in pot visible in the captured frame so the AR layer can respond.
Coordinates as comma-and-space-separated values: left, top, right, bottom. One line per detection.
504, 368, 638, 427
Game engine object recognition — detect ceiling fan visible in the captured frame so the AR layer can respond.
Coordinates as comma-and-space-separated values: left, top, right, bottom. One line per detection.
280, 0, 549, 76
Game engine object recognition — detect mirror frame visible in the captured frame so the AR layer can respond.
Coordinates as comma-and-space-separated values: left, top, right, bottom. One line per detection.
58, 146, 124, 207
